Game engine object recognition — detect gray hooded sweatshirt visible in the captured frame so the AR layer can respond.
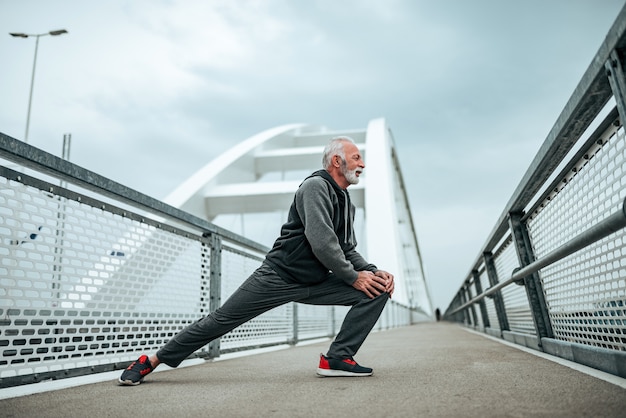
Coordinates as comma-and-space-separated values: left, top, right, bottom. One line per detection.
264, 169, 377, 285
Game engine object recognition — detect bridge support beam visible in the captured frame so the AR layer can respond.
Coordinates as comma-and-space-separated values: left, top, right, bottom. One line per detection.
606, 49, 626, 124
508, 213, 553, 345
471, 270, 490, 329
207, 233, 223, 358
483, 252, 510, 333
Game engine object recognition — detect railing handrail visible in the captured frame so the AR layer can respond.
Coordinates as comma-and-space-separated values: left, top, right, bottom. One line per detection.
0, 134, 423, 388
0, 131, 268, 253
448, 198, 626, 316
464, 4, 626, 279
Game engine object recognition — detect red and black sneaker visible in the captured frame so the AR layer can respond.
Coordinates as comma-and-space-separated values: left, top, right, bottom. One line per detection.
316, 354, 373, 377
118, 354, 153, 386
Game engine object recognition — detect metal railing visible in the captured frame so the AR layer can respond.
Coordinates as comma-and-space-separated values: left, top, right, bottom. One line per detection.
444, 5, 626, 379
0, 134, 422, 389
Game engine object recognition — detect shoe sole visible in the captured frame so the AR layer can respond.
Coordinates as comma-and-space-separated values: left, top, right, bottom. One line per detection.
316, 368, 373, 377
118, 377, 143, 386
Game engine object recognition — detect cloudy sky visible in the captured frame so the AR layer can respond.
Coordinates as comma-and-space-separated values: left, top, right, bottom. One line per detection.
1, 0, 624, 311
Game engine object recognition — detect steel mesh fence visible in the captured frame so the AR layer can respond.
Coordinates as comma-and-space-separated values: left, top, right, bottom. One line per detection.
492, 238, 535, 334
0, 176, 207, 381
527, 124, 626, 351
0, 151, 418, 388
442, 10, 626, 377
478, 269, 500, 331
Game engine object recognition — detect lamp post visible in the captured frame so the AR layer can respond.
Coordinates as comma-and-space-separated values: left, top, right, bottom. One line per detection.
9, 29, 68, 143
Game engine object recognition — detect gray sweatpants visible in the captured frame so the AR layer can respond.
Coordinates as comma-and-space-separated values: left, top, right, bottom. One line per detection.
157, 262, 389, 367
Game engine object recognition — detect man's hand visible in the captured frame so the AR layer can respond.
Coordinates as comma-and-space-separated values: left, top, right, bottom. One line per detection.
352, 270, 393, 299
375, 270, 395, 298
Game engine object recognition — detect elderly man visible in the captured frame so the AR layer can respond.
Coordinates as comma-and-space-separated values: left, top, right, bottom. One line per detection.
119, 136, 394, 385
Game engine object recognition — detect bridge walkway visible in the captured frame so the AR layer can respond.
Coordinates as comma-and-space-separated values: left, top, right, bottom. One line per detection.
1, 322, 625, 417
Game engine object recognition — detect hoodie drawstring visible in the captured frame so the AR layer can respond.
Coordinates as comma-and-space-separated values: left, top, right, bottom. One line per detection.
342, 190, 354, 245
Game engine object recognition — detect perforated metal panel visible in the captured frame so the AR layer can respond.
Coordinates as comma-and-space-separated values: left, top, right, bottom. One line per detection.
466, 281, 484, 328
478, 269, 500, 331
493, 238, 535, 334
527, 123, 626, 350
374, 302, 412, 330
296, 304, 334, 340
0, 164, 418, 388
219, 247, 294, 350
0, 177, 209, 380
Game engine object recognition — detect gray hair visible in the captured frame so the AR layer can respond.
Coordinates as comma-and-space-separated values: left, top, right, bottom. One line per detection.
322, 136, 355, 169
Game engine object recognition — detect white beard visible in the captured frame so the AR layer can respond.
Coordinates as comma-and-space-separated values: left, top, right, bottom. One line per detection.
341, 162, 362, 185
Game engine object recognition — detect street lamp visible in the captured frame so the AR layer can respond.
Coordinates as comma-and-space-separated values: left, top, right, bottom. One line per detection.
9, 29, 68, 143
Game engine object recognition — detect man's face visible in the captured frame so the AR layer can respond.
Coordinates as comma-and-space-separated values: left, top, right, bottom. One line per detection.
339, 142, 365, 185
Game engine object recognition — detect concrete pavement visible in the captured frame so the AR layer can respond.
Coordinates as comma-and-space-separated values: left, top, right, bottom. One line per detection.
1, 322, 625, 417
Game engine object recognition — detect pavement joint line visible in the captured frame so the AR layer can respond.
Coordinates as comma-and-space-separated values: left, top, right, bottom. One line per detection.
460, 325, 626, 390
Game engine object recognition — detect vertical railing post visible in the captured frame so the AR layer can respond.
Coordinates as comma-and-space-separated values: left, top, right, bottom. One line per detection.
508, 212, 553, 343
455, 293, 465, 323
207, 233, 222, 358
291, 303, 299, 345
453, 294, 463, 323
456, 291, 466, 324
461, 282, 478, 327
483, 252, 510, 333
472, 270, 490, 329
606, 49, 626, 123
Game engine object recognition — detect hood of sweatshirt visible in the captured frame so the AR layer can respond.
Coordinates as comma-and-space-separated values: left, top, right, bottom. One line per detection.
263, 169, 357, 284
304, 169, 355, 246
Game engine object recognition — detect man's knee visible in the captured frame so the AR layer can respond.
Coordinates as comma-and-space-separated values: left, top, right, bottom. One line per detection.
356, 291, 390, 306
373, 291, 390, 302
378, 291, 391, 304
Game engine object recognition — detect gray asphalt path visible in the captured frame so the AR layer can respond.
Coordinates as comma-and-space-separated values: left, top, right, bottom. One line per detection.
1, 322, 625, 417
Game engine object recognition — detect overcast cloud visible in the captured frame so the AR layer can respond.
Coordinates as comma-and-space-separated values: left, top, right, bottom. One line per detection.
1, 0, 624, 311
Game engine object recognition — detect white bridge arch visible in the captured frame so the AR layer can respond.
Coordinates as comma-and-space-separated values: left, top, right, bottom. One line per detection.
165, 118, 433, 314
